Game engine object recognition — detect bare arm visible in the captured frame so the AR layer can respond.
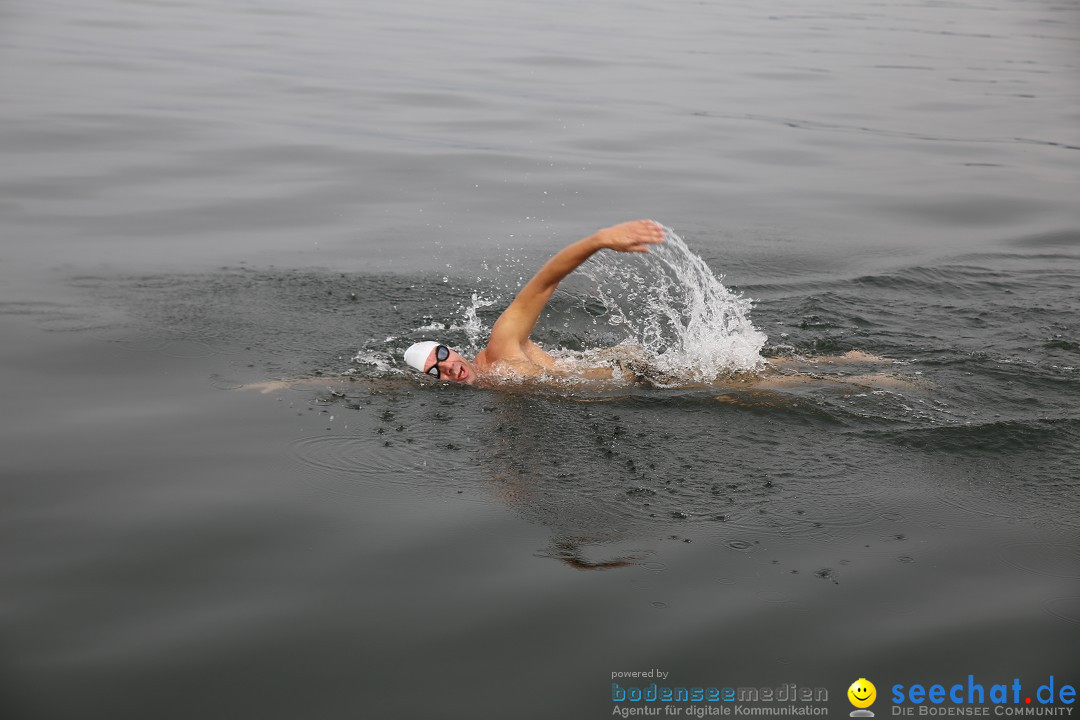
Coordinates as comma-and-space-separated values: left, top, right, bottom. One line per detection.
485, 220, 664, 358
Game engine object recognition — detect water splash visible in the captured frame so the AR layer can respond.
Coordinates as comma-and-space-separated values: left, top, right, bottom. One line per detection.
398, 226, 765, 383
578, 226, 766, 380
460, 293, 497, 353
350, 348, 398, 374
411, 293, 497, 356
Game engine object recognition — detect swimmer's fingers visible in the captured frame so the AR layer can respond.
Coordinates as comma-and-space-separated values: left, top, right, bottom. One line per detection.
636, 219, 666, 242
599, 219, 666, 253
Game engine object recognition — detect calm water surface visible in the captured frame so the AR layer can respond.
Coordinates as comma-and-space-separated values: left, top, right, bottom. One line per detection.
1, 0, 1078, 718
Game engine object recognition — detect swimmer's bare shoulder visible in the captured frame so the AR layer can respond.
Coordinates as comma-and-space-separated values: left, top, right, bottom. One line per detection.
477, 356, 615, 385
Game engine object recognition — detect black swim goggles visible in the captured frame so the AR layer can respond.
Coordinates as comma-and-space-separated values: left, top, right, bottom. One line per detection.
426, 344, 451, 379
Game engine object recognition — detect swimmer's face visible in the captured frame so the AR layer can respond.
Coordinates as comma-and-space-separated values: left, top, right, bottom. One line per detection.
424, 345, 475, 384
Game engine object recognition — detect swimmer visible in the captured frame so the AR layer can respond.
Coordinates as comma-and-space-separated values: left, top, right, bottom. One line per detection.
244, 221, 908, 393
403, 219, 666, 385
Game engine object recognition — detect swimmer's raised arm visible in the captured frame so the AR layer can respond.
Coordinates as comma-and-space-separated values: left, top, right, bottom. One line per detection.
486, 220, 664, 354
402, 220, 663, 383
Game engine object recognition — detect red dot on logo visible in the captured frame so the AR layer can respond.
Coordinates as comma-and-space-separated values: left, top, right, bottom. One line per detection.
1026, 698, 1031, 705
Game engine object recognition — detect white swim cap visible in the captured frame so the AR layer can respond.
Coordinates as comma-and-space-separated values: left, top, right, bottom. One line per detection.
403, 340, 440, 372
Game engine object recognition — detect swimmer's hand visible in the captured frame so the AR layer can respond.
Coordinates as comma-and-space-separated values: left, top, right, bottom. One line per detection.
596, 219, 665, 254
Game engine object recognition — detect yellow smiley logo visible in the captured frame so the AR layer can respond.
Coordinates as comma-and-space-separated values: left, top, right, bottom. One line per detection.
848, 678, 877, 709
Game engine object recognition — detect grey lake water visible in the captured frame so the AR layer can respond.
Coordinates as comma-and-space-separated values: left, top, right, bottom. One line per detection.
1, 0, 1078, 718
